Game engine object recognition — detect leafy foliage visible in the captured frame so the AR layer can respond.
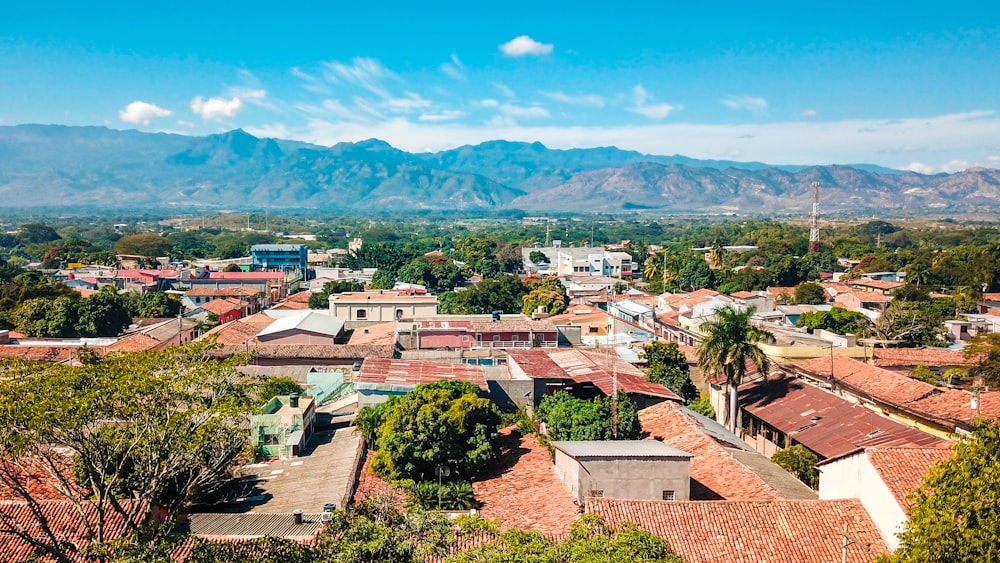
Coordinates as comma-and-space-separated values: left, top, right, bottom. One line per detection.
770, 445, 820, 488
446, 513, 684, 562
965, 333, 1000, 387
521, 276, 568, 316
910, 365, 940, 385
451, 275, 529, 314
0, 342, 256, 559
642, 341, 698, 403
796, 307, 870, 337
686, 395, 716, 419
370, 381, 501, 481
113, 232, 173, 257
308, 280, 365, 309
888, 420, 1000, 562
793, 282, 826, 305
535, 391, 641, 441
698, 305, 772, 431
402, 479, 479, 510
528, 250, 549, 264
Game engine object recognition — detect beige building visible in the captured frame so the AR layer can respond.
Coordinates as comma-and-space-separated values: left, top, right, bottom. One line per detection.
552, 440, 692, 504
328, 291, 438, 323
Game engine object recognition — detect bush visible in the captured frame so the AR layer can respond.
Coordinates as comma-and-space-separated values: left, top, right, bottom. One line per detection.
370, 381, 501, 481
771, 445, 820, 488
911, 365, 940, 385
536, 391, 640, 441
403, 480, 479, 511
687, 395, 716, 419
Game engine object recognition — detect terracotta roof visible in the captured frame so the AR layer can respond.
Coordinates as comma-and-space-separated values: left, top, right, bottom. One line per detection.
848, 279, 904, 291
585, 498, 888, 563
105, 333, 161, 353
0, 345, 83, 363
872, 347, 978, 368
202, 314, 276, 345
0, 500, 141, 562
864, 447, 953, 508
740, 374, 946, 459
472, 429, 580, 536
219, 343, 395, 360
347, 321, 397, 346
838, 290, 893, 303
357, 358, 488, 390
506, 349, 681, 401
185, 287, 259, 298
0, 453, 82, 502
351, 452, 407, 507
730, 291, 756, 299
639, 402, 814, 501
794, 356, 1000, 427
330, 291, 438, 304
288, 291, 312, 303
200, 298, 243, 316
766, 286, 796, 299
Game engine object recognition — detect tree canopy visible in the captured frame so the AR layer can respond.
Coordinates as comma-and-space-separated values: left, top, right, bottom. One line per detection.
641, 341, 698, 403
0, 342, 257, 561
887, 420, 1000, 562
535, 391, 641, 441
369, 381, 501, 482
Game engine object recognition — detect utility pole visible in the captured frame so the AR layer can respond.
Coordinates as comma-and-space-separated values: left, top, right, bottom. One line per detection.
808, 182, 821, 253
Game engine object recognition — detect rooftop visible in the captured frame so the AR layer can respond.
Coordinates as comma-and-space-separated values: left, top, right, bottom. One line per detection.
794, 356, 1000, 427
857, 447, 951, 508
329, 291, 438, 304
256, 311, 345, 339
0, 500, 142, 562
585, 498, 888, 563
552, 440, 692, 459
639, 401, 815, 501
506, 349, 681, 401
871, 347, 977, 368
740, 374, 946, 459
357, 358, 488, 391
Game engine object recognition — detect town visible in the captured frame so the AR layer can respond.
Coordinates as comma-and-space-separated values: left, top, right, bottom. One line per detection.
0, 214, 996, 562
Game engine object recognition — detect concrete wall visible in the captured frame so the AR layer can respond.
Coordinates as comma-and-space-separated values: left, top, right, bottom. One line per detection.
331, 301, 438, 323
554, 450, 691, 504
256, 331, 337, 345
486, 379, 535, 411
818, 452, 907, 551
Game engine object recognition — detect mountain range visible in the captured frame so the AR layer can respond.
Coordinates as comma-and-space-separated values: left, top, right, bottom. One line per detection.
1, 124, 998, 215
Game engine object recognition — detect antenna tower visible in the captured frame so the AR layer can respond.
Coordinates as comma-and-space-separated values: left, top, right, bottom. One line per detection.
808, 182, 821, 253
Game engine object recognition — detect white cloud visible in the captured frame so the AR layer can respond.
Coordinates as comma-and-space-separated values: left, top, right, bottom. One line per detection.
440, 53, 466, 81
119, 101, 171, 125
322, 57, 397, 99
540, 91, 605, 108
802, 109, 818, 117
500, 104, 550, 120
629, 85, 678, 120
176, 120, 195, 128
906, 162, 936, 174
191, 96, 244, 120
499, 35, 554, 57
291, 67, 331, 94
491, 82, 516, 99
385, 92, 432, 114
419, 110, 466, 122
478, 99, 500, 108
722, 95, 768, 113
939, 159, 972, 173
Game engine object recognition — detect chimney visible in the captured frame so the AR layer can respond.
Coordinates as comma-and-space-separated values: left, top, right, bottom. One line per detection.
289, 393, 300, 408
293, 509, 303, 525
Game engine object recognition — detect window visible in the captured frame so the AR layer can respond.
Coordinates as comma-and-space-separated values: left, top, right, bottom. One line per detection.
511, 334, 519, 342
356, 309, 367, 320
662, 490, 675, 501
263, 434, 280, 445
462, 335, 469, 342
590, 490, 604, 498
493, 334, 501, 341
589, 326, 600, 333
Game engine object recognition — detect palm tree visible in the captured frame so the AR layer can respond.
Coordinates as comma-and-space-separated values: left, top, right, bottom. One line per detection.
708, 240, 727, 270
697, 305, 773, 433
905, 263, 930, 288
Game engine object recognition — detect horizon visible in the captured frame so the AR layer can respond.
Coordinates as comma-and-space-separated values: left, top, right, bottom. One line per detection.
2, 2, 999, 173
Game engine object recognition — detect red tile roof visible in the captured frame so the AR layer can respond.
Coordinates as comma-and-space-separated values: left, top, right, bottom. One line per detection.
865, 447, 953, 508
347, 321, 397, 346
185, 287, 259, 298
639, 402, 799, 501
0, 453, 82, 502
872, 347, 978, 368
506, 349, 681, 401
200, 298, 243, 316
730, 291, 755, 299
740, 374, 946, 459
585, 498, 888, 563
0, 345, 84, 363
794, 356, 1000, 427
0, 500, 141, 562
848, 279, 904, 291
105, 333, 161, 353
357, 358, 488, 390
472, 430, 580, 536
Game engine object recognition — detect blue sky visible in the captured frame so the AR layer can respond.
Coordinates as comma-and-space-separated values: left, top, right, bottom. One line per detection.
2, 1, 998, 172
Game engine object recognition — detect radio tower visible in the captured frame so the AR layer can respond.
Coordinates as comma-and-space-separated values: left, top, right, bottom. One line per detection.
808, 182, 821, 253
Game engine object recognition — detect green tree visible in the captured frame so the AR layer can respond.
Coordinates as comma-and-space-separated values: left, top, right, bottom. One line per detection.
496, 244, 523, 274
113, 233, 174, 258
452, 275, 529, 314
17, 223, 60, 245
76, 287, 132, 336
0, 343, 255, 561
371, 381, 501, 482
369, 268, 397, 290
123, 290, 182, 318
965, 333, 1000, 388
793, 282, 826, 305
529, 250, 549, 264
535, 392, 641, 441
447, 513, 683, 563
796, 307, 870, 337
697, 305, 773, 432
641, 341, 698, 402
521, 276, 568, 316
888, 420, 1000, 562
770, 445, 820, 488
309, 280, 365, 309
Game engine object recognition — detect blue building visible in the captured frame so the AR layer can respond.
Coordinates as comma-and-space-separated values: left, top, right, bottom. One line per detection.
251, 244, 308, 278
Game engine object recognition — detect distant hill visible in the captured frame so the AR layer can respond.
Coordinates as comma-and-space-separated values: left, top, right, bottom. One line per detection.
0, 124, 996, 214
